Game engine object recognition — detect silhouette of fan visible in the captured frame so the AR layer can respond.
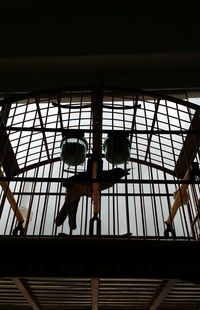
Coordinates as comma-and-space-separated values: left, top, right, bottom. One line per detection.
55, 168, 129, 230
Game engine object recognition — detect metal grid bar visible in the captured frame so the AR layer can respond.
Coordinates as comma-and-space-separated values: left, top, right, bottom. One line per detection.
0, 89, 199, 240
35, 98, 51, 161
144, 98, 160, 161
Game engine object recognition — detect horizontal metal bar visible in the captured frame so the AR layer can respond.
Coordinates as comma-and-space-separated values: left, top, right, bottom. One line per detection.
0, 177, 198, 184
1, 125, 200, 135
12, 192, 174, 197
0, 86, 199, 111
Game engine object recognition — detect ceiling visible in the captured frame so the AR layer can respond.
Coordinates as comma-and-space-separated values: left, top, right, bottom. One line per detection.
0, 277, 200, 310
1, 0, 200, 93
1, 277, 200, 310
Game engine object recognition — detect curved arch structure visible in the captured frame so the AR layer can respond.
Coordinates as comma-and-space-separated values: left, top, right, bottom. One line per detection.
0, 88, 199, 239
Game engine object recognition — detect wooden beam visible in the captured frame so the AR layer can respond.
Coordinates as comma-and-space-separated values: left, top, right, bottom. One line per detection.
13, 277, 40, 310
191, 199, 200, 227
149, 280, 176, 310
0, 106, 20, 176
0, 167, 24, 223
0, 129, 20, 176
91, 278, 99, 310
174, 110, 200, 179
166, 168, 190, 226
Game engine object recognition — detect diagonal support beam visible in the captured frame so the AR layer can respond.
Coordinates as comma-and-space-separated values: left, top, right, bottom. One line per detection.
0, 167, 23, 223
0, 104, 20, 176
36, 98, 51, 160
0, 129, 20, 176
149, 280, 176, 310
144, 99, 160, 162
165, 167, 190, 227
175, 110, 200, 178
13, 277, 40, 310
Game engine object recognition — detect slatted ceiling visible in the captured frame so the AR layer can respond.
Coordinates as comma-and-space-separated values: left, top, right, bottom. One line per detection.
99, 279, 161, 310
25, 278, 91, 310
0, 278, 31, 310
0, 306, 31, 310
158, 281, 200, 310
1, 278, 200, 309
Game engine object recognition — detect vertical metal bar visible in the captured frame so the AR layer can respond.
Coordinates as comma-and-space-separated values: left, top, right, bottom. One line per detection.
185, 92, 200, 161
0, 191, 6, 219
37, 165, 46, 236
39, 100, 54, 236
186, 201, 196, 239
107, 186, 111, 235
31, 151, 45, 236
67, 91, 72, 129
122, 93, 130, 236
190, 184, 200, 238
84, 95, 92, 235
32, 101, 50, 235
179, 198, 190, 238
129, 94, 139, 237
29, 170, 37, 236
156, 113, 174, 238
91, 90, 103, 158
23, 101, 39, 235
80, 188, 85, 235
51, 104, 62, 236
84, 185, 90, 236
175, 103, 189, 238
156, 169, 165, 231
140, 97, 148, 237
185, 104, 200, 238
124, 164, 130, 236
136, 155, 146, 238
22, 99, 42, 235
111, 94, 115, 236
54, 160, 65, 236
145, 97, 160, 238
91, 90, 103, 216
131, 161, 138, 237
43, 164, 54, 235
148, 165, 160, 238
165, 100, 180, 236
77, 93, 84, 231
